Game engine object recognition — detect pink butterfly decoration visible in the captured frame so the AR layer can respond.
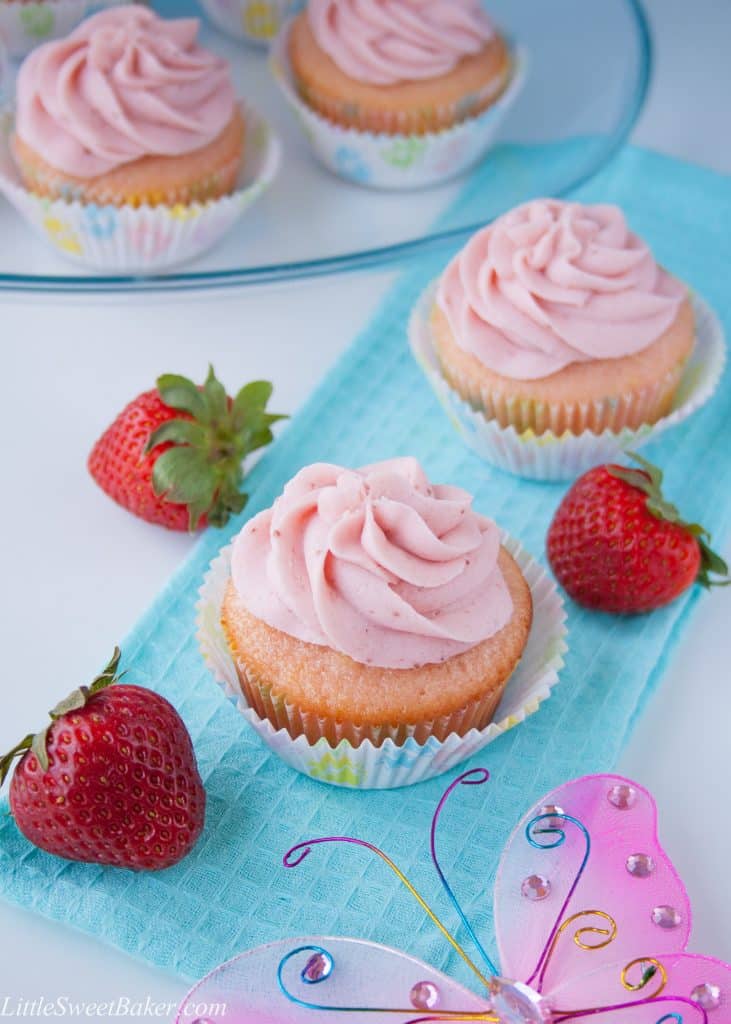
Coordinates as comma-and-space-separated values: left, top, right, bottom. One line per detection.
176, 771, 730, 1023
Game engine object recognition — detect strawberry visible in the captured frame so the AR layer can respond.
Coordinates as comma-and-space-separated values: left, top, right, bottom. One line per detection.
547, 453, 729, 613
88, 366, 285, 531
0, 650, 205, 870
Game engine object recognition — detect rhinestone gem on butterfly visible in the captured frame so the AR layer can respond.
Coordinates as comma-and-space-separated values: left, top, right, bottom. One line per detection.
176, 771, 730, 1023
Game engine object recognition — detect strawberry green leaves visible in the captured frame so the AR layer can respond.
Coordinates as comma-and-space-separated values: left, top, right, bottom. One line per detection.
146, 366, 286, 531
1, 649, 124, 784
609, 452, 729, 590
0, 735, 35, 787
156, 373, 210, 421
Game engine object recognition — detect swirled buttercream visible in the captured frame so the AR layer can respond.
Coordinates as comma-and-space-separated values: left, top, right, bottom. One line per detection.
231, 458, 513, 669
15, 8, 236, 178
437, 199, 686, 380
307, 0, 495, 86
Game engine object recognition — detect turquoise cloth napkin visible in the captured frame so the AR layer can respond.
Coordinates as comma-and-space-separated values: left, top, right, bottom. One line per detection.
0, 145, 729, 988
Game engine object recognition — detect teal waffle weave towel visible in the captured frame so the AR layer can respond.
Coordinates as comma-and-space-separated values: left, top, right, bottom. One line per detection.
0, 145, 729, 987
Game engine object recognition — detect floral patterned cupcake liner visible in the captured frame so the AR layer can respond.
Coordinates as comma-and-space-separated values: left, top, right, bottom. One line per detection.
270, 21, 526, 190
197, 535, 567, 790
410, 281, 726, 482
0, 101, 281, 272
198, 0, 303, 47
0, 0, 128, 59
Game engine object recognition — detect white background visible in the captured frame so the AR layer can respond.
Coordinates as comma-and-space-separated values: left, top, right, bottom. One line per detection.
1, 0, 730, 1015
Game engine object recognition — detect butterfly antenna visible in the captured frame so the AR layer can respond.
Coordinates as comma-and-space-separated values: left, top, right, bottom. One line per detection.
283, 836, 493, 992
430, 769, 499, 977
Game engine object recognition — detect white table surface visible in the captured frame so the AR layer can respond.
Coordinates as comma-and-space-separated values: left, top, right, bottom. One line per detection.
1, 0, 730, 1014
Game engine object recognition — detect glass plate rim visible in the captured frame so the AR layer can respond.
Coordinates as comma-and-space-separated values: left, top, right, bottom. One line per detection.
0, 0, 652, 295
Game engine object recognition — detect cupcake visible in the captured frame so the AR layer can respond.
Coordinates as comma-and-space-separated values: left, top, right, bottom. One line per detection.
220, 457, 533, 748
12, 7, 245, 207
288, 0, 512, 135
432, 199, 695, 437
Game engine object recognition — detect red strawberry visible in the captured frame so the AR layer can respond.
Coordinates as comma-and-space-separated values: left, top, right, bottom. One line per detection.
547, 453, 728, 613
88, 366, 285, 531
1, 650, 205, 870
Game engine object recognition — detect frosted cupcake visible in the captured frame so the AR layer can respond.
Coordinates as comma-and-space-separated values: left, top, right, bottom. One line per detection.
221, 457, 533, 748
288, 0, 512, 135
12, 8, 245, 208
432, 199, 695, 436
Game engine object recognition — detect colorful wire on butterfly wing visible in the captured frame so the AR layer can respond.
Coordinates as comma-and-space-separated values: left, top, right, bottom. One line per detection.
553, 995, 706, 1023
523, 812, 594, 990
283, 836, 493, 991
277, 944, 496, 1021
429, 769, 499, 978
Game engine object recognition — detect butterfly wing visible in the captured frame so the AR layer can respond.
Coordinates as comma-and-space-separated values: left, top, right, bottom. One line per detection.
547, 952, 731, 1021
175, 936, 491, 1023
493, 774, 692, 992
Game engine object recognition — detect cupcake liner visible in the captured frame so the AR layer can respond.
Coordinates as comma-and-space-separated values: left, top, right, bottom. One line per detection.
410, 282, 726, 482
293, 63, 512, 139
439, 349, 687, 438
270, 21, 526, 190
198, 0, 303, 47
0, 0, 129, 59
12, 130, 245, 207
0, 102, 281, 272
197, 535, 568, 790
233, 654, 508, 748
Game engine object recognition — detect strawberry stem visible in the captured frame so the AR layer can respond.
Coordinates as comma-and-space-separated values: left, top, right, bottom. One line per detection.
146, 366, 287, 532
609, 452, 729, 590
0, 649, 124, 788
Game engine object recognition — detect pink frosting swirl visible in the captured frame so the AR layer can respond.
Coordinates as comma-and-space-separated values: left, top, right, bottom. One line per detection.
15, 8, 236, 178
307, 0, 495, 86
437, 200, 687, 380
231, 458, 513, 669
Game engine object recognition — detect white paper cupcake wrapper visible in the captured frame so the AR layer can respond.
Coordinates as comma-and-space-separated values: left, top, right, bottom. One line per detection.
270, 21, 526, 190
198, 0, 303, 46
410, 282, 726, 482
0, 0, 128, 58
196, 534, 568, 790
0, 101, 281, 272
